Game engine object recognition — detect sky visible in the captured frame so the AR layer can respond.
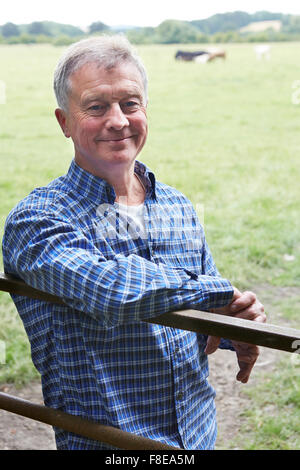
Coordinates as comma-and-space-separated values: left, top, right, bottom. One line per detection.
2, 0, 300, 29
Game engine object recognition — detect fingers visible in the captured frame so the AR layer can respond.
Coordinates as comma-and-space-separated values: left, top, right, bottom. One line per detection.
232, 341, 260, 383
236, 361, 255, 383
236, 300, 266, 323
229, 290, 266, 323
236, 306, 266, 322
205, 336, 221, 355
230, 290, 256, 312
232, 286, 242, 301
213, 289, 265, 321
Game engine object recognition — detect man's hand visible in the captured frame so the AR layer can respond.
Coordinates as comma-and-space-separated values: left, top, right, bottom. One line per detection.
205, 288, 266, 383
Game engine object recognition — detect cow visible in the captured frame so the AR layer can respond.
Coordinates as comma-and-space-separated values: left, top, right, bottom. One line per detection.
175, 49, 226, 63
206, 49, 226, 61
175, 50, 209, 61
254, 44, 271, 60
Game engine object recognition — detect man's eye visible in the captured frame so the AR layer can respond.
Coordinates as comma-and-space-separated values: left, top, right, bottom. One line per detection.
122, 101, 140, 111
88, 105, 106, 113
89, 105, 102, 111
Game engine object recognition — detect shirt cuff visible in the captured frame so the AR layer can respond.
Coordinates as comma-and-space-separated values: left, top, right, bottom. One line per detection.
201, 279, 234, 311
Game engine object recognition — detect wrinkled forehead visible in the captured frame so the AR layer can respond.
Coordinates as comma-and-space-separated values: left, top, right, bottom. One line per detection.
68, 60, 146, 104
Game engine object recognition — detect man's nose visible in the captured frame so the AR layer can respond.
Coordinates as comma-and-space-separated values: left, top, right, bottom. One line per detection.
105, 103, 129, 130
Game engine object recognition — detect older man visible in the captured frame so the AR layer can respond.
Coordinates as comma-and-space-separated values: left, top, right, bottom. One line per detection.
2, 35, 265, 450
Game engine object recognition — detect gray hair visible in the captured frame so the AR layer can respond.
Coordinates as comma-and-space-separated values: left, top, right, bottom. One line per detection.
53, 35, 148, 111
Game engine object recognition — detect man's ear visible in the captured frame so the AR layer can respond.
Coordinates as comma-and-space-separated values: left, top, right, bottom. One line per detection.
55, 108, 71, 138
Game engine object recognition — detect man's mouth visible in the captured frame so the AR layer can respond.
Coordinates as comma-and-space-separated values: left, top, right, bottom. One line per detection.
97, 136, 134, 142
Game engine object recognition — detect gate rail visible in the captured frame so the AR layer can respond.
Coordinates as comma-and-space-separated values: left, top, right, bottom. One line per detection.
1, 272, 299, 353
1, 271, 300, 449
0, 391, 179, 450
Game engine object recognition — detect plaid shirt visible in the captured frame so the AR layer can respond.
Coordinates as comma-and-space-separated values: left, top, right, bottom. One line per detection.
2, 159, 234, 450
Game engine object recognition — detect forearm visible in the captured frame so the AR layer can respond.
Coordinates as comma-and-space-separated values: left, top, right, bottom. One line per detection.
12, 249, 233, 326
3, 211, 233, 327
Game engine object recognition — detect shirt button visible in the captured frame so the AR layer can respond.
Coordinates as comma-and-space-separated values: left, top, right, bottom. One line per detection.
176, 392, 184, 401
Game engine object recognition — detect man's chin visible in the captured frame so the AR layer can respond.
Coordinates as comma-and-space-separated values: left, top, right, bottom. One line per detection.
94, 151, 138, 167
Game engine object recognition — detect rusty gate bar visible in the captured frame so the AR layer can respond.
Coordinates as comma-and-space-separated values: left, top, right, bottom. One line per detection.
147, 310, 300, 353
1, 272, 300, 352
0, 392, 180, 450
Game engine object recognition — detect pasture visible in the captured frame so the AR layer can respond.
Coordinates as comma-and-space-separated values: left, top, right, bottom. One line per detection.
0, 42, 299, 449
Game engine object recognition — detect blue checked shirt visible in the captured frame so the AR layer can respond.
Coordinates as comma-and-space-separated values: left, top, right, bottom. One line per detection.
2, 159, 234, 450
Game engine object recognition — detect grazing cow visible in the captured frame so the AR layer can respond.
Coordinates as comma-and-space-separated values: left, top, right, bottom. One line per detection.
175, 49, 226, 63
175, 50, 209, 61
206, 49, 226, 61
254, 44, 271, 60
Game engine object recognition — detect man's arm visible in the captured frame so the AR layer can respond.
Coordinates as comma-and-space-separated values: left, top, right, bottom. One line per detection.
2, 208, 234, 327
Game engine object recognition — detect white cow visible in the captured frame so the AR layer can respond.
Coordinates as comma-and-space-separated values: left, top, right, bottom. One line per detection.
254, 44, 271, 60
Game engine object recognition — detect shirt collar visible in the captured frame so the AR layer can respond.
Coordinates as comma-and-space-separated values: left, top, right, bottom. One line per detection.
65, 159, 156, 204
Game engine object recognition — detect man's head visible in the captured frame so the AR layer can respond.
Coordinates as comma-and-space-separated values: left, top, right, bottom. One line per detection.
54, 35, 148, 112
53, 35, 148, 177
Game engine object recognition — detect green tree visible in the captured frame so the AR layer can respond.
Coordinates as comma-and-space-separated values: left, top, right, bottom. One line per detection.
191, 11, 251, 34
156, 20, 198, 44
285, 15, 300, 33
28, 22, 51, 36
2, 22, 20, 37
126, 27, 156, 44
88, 22, 109, 34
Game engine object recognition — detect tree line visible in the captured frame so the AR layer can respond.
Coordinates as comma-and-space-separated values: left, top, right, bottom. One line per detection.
1, 12, 300, 46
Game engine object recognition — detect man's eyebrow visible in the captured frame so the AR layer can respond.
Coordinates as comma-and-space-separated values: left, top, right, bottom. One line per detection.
81, 87, 144, 106
81, 95, 104, 106
122, 91, 143, 100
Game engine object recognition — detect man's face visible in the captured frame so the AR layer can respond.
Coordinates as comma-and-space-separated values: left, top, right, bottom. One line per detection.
55, 61, 148, 176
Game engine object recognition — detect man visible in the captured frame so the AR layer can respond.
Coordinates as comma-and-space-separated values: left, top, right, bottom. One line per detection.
2, 35, 265, 450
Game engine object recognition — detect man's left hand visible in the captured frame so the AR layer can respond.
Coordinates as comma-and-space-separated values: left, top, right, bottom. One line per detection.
205, 289, 266, 383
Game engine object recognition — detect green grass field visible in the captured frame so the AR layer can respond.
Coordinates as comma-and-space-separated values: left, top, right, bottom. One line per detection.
0, 42, 299, 449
